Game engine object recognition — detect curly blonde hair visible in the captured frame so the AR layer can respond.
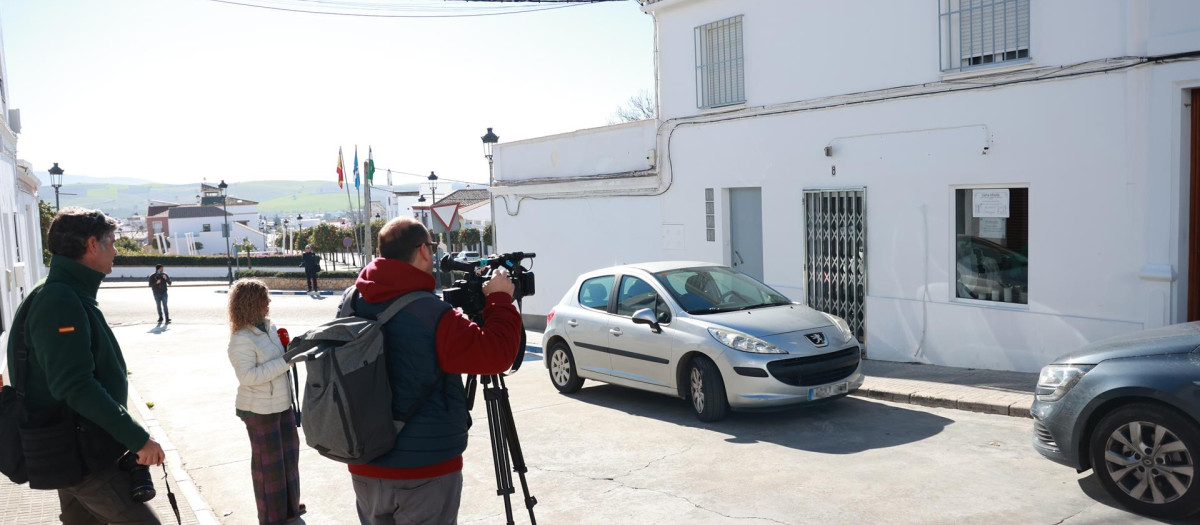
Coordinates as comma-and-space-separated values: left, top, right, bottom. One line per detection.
228, 279, 269, 333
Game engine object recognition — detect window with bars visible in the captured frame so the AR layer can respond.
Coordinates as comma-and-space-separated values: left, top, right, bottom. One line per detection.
695, 15, 744, 109
940, 0, 1030, 73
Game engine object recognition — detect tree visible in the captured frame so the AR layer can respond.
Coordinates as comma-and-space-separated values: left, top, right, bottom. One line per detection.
308, 222, 342, 254
610, 89, 656, 124
115, 236, 143, 254
369, 219, 385, 256
38, 200, 54, 264
460, 228, 481, 252
446, 229, 460, 252
482, 223, 493, 254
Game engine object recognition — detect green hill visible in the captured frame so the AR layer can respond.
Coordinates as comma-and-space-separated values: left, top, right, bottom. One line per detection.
40, 180, 424, 219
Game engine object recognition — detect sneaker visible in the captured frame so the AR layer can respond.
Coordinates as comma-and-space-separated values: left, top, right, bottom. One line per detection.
156, 318, 163, 324
165, 319, 172, 324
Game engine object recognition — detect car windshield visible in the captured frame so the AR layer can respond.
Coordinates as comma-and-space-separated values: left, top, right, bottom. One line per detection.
652, 266, 792, 314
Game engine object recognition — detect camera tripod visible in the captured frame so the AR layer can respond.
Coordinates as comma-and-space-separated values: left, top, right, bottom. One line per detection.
466, 372, 537, 525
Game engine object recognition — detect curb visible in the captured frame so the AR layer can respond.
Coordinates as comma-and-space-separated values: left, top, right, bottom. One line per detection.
850, 386, 1033, 418
126, 383, 220, 525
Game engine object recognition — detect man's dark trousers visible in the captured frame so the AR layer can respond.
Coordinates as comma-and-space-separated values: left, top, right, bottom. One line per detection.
153, 292, 169, 321
58, 467, 161, 524
305, 270, 318, 292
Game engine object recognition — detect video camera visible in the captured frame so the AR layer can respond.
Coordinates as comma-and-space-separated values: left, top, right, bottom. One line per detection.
440, 251, 536, 318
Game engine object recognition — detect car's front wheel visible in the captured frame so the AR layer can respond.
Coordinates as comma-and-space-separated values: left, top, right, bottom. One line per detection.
548, 342, 584, 394
688, 356, 728, 422
1089, 403, 1200, 519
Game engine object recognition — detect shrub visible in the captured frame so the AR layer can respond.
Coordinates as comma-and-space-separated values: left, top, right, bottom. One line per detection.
115, 254, 303, 267
235, 269, 359, 279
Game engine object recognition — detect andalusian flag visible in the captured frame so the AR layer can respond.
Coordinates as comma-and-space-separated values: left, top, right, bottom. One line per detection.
337, 147, 345, 188
366, 146, 375, 183
353, 146, 360, 190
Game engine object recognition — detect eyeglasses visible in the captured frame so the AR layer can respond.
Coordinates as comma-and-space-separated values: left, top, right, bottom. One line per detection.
417, 241, 436, 252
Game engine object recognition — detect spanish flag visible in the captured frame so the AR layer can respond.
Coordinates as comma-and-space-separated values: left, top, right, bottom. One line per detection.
337, 147, 346, 189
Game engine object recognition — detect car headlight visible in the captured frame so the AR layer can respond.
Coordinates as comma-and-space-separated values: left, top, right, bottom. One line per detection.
1035, 364, 1094, 402
707, 327, 786, 354
822, 313, 854, 341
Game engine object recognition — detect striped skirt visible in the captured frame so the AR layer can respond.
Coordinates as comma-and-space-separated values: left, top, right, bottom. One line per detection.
241, 409, 301, 525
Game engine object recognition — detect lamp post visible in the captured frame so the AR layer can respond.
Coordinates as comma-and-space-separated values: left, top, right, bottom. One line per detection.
296, 214, 303, 253
481, 128, 499, 255
219, 180, 232, 285
48, 163, 65, 211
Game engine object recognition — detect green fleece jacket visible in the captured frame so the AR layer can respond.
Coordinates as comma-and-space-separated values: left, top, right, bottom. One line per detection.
7, 255, 149, 453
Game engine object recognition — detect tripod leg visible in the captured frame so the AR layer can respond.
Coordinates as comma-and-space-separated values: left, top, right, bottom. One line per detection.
482, 375, 517, 525
496, 375, 538, 524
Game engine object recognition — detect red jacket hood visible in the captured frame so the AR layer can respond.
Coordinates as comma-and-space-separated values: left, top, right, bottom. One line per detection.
355, 258, 435, 303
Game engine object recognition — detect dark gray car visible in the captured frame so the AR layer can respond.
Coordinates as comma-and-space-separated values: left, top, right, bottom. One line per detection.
1032, 322, 1200, 519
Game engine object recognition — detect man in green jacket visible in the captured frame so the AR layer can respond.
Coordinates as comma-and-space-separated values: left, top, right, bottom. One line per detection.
9, 207, 165, 523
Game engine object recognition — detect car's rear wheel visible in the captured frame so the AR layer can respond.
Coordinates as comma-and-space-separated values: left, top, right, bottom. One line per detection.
548, 342, 584, 394
688, 356, 728, 422
1089, 404, 1200, 519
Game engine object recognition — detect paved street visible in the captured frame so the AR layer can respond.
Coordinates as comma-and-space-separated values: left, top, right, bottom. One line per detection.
4, 284, 1194, 524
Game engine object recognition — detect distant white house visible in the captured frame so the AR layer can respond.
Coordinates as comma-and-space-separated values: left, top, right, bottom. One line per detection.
492, 0, 1200, 373
145, 184, 266, 255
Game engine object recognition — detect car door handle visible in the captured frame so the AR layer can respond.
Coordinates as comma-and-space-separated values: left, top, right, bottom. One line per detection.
609, 328, 622, 336
567, 320, 579, 327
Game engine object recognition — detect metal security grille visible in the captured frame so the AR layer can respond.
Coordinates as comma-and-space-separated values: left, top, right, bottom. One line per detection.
694, 15, 744, 109
939, 0, 1030, 73
804, 189, 867, 342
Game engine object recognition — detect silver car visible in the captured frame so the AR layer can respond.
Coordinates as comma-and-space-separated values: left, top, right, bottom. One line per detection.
542, 261, 864, 421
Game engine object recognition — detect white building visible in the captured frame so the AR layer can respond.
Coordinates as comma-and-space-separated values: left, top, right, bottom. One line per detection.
491, 0, 1200, 372
146, 185, 266, 255
0, 18, 50, 381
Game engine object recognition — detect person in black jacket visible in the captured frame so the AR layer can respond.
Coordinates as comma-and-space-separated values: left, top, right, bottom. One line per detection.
149, 264, 172, 323
300, 245, 321, 296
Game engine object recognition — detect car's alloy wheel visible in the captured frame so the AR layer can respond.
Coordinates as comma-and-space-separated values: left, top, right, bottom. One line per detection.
548, 342, 583, 394
688, 356, 728, 422
1090, 404, 1200, 519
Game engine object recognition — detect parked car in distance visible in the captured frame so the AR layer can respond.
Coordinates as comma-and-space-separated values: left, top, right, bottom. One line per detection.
1032, 322, 1200, 519
542, 261, 863, 421
456, 251, 480, 263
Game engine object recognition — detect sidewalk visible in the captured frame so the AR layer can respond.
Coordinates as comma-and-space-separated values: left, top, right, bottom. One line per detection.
0, 380, 207, 525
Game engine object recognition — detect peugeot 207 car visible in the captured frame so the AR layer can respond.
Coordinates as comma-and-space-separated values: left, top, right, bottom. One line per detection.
542, 261, 863, 421
1031, 322, 1200, 519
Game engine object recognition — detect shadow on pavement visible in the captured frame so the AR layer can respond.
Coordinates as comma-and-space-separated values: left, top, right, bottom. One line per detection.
563, 384, 953, 454
1075, 472, 1200, 524
147, 325, 169, 334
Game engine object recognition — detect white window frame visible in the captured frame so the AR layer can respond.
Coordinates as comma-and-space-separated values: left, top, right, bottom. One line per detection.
695, 15, 745, 109
939, 0, 1030, 74
949, 183, 1030, 310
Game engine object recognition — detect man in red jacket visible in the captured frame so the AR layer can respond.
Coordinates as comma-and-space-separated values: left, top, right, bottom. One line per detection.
349, 217, 521, 525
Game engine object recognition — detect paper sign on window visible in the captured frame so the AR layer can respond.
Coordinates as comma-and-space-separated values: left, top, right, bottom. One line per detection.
972, 189, 1010, 218
979, 218, 1006, 239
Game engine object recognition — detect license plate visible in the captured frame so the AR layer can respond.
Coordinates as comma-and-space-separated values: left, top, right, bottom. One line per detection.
808, 382, 849, 401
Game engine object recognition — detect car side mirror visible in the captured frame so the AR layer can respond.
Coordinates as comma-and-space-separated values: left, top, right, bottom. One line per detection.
631, 308, 661, 333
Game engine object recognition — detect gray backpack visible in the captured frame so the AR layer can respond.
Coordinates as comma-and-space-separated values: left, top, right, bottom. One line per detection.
283, 289, 437, 464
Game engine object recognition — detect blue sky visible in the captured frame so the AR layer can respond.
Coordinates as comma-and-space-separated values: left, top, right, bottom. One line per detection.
0, 0, 654, 187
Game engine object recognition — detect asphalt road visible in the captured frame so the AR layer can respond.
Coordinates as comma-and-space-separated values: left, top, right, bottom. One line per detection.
94, 284, 1194, 525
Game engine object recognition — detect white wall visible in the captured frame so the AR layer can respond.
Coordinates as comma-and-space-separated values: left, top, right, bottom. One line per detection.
496, 62, 1200, 372
646, 0, 1189, 121
496, 119, 657, 182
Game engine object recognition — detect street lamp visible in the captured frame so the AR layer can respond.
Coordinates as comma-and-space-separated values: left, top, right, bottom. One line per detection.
48, 163, 65, 211
481, 127, 499, 255
219, 180, 232, 285
282, 218, 289, 254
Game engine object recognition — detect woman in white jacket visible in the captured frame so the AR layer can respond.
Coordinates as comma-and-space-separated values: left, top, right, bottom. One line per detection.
227, 279, 303, 525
